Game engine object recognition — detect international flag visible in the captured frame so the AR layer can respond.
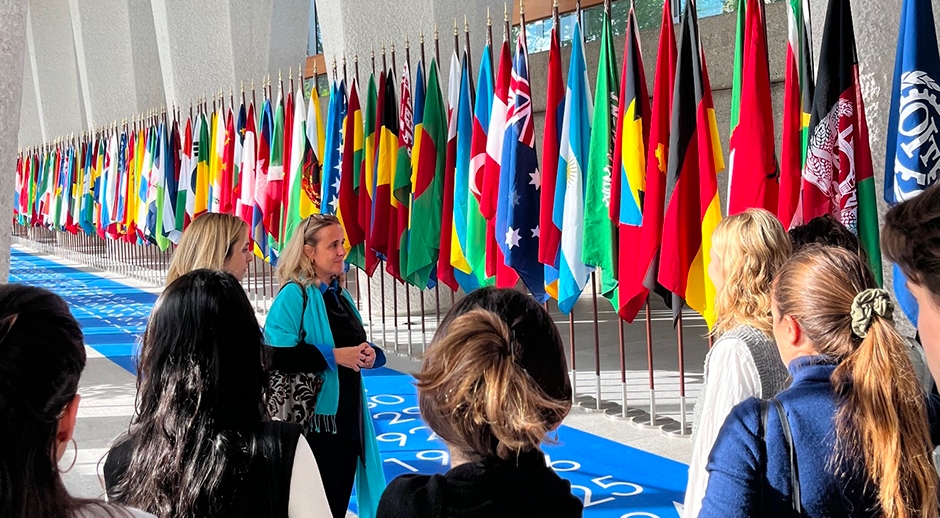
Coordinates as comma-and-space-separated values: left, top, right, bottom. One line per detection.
556, 21, 594, 315
402, 63, 426, 285
583, 6, 620, 306
450, 51, 478, 293
308, 80, 328, 215
209, 110, 224, 213
497, 35, 545, 302
285, 84, 309, 240
658, 0, 725, 329
339, 80, 367, 268
439, 50, 463, 292
883, 0, 940, 322
195, 113, 211, 217
176, 116, 196, 231
390, 64, 414, 282
253, 99, 274, 260
233, 102, 246, 217
265, 91, 286, 251
80, 137, 98, 235
801, 0, 882, 284
322, 81, 347, 216
238, 102, 257, 228
405, 59, 447, 289
467, 45, 495, 288
727, 0, 778, 216
540, 19, 565, 299
152, 122, 170, 250
359, 72, 380, 275
612, 2, 654, 322
780, 0, 815, 227
163, 119, 182, 244
482, 39, 520, 288
372, 70, 399, 261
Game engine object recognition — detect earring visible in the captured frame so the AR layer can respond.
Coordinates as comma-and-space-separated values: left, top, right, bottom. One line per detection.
59, 438, 78, 473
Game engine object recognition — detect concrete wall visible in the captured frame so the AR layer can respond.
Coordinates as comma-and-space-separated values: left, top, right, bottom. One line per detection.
1, 0, 28, 282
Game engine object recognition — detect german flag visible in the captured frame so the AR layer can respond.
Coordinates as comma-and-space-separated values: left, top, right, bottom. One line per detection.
658, 0, 724, 330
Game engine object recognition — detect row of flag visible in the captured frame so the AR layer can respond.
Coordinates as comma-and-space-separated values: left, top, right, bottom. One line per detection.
14, 0, 900, 329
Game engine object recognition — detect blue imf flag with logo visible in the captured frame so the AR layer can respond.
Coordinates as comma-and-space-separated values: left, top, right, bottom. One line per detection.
884, 0, 940, 324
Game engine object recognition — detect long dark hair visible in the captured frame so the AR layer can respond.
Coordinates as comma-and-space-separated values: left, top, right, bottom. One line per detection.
109, 269, 268, 517
0, 284, 85, 518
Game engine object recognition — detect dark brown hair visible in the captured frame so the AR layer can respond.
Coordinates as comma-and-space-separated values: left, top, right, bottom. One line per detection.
884, 182, 940, 304
416, 288, 571, 462
773, 246, 937, 518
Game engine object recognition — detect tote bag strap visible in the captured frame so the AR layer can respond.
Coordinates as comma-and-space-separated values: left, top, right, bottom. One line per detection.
760, 399, 802, 514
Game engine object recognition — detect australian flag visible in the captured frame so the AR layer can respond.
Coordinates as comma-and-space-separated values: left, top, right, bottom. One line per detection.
496, 35, 547, 303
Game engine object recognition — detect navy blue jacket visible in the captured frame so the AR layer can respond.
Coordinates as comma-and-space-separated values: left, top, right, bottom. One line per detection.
700, 355, 940, 518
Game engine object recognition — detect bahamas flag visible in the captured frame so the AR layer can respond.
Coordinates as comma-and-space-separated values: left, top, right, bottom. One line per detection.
556, 21, 594, 315
884, 0, 940, 323
612, 3, 652, 321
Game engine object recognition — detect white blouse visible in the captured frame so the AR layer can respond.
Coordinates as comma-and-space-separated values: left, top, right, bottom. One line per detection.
682, 336, 762, 518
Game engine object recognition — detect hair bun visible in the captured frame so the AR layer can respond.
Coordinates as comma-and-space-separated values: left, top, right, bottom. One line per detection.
850, 288, 894, 338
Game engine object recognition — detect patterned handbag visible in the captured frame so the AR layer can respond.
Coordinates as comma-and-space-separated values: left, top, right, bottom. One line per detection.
266, 283, 325, 430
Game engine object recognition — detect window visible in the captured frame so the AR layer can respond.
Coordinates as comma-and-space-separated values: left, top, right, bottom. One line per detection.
307, 0, 323, 57
517, 0, 780, 54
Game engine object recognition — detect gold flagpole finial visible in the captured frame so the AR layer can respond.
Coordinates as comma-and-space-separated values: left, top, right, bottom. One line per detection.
454, 17, 458, 36
520, 0, 525, 17
504, 2, 509, 22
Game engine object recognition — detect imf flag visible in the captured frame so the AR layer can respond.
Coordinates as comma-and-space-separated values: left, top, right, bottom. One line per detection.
884, 0, 940, 323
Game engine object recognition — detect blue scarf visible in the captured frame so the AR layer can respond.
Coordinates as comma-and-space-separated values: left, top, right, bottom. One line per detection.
264, 281, 387, 518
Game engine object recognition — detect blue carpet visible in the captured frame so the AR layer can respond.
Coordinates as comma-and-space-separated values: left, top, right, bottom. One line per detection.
10, 247, 687, 517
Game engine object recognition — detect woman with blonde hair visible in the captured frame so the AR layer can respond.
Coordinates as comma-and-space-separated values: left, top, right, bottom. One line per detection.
683, 208, 792, 518
165, 213, 252, 284
377, 287, 582, 518
264, 214, 386, 518
699, 246, 940, 517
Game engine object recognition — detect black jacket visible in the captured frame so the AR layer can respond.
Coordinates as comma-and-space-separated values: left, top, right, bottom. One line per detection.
377, 449, 583, 518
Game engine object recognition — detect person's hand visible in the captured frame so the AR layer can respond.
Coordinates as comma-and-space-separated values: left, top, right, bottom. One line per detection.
335, 344, 368, 372
360, 343, 376, 369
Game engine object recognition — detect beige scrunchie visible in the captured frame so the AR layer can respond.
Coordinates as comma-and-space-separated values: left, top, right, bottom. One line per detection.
850, 288, 894, 338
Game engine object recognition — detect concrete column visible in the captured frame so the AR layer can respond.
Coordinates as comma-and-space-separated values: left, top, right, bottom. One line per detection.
67, 0, 139, 128
150, 0, 236, 108
24, 0, 85, 141
127, 0, 166, 113
0, 0, 28, 282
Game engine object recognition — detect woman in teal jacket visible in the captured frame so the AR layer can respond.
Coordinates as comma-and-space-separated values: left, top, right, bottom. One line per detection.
265, 214, 386, 518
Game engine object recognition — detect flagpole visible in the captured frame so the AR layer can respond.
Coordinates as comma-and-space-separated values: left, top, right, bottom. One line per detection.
391, 43, 397, 80
486, 8, 494, 79
342, 55, 348, 84
420, 31, 426, 65
405, 36, 411, 79
504, 3, 510, 42
569, 310, 577, 402
434, 24, 441, 64
590, 273, 602, 410
520, 0, 527, 48
354, 53, 360, 84
465, 15, 474, 106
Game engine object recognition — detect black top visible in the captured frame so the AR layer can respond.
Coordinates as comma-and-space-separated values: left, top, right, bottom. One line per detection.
376, 449, 584, 518
103, 421, 303, 518
320, 281, 368, 459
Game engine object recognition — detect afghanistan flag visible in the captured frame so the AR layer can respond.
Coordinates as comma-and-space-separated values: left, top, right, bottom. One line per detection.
801, 0, 882, 284
658, 0, 725, 330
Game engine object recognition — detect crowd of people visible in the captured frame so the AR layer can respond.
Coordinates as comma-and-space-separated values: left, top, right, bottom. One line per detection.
5, 182, 940, 518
